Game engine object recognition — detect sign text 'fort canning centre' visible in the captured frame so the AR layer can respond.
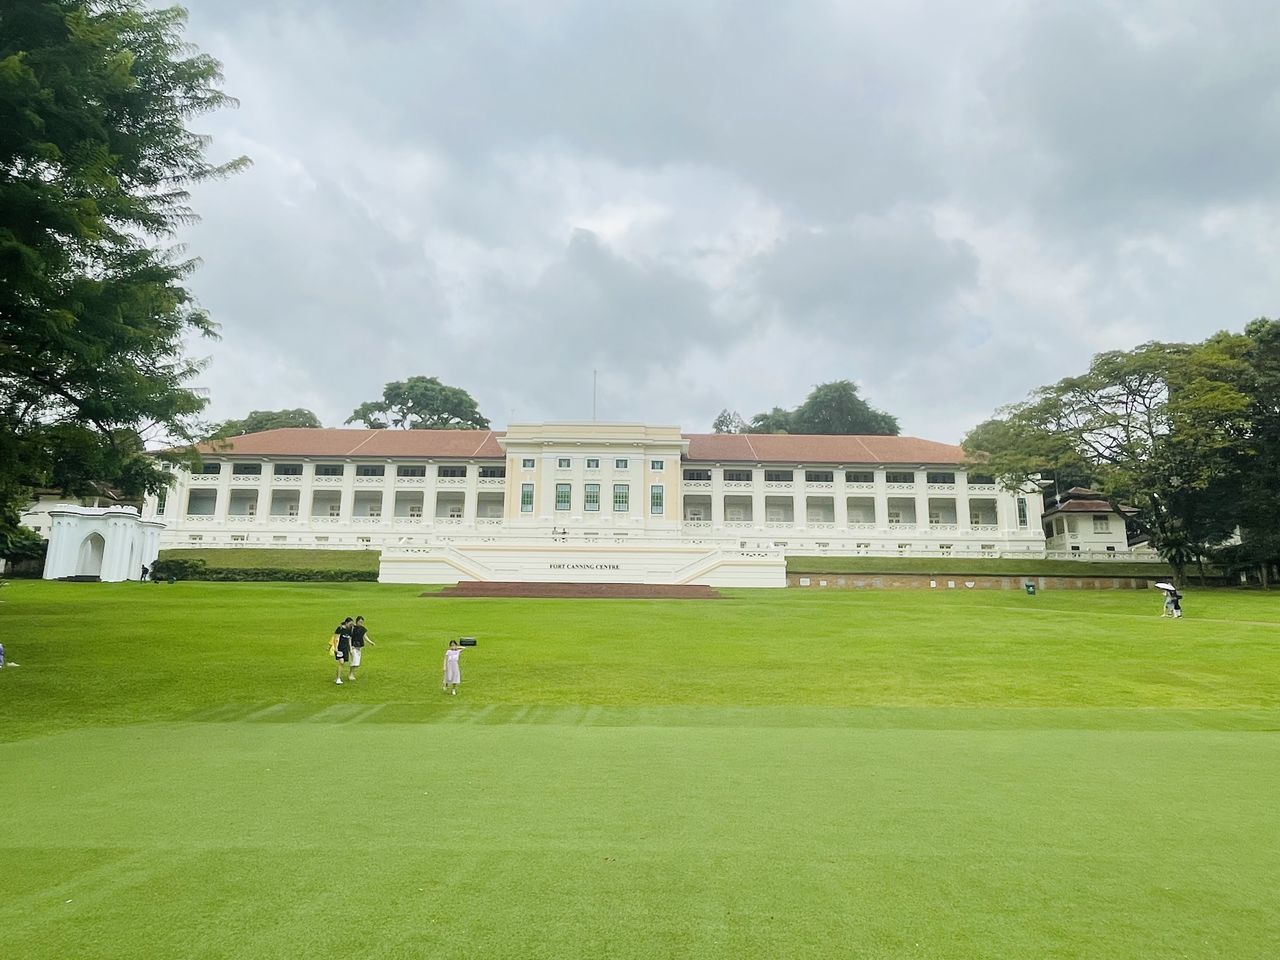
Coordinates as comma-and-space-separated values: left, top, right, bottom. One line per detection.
139, 422, 1144, 587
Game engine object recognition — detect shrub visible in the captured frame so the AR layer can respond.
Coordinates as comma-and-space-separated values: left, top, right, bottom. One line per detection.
148, 558, 375, 582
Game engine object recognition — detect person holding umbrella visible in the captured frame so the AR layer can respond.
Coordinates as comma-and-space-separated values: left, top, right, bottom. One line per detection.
1155, 582, 1183, 618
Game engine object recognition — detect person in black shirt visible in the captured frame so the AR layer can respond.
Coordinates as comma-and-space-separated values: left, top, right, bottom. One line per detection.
330, 617, 354, 685
349, 616, 375, 680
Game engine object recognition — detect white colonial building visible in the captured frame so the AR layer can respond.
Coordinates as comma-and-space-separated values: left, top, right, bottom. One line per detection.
135, 422, 1083, 586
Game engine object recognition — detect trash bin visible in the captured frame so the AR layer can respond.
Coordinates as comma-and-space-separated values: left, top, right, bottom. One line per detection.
1024, 582, 1037, 595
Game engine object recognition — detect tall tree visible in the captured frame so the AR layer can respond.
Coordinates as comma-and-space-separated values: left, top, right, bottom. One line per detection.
711, 408, 747, 434
208, 408, 321, 439
0, 1, 247, 538
963, 339, 1250, 581
347, 376, 490, 430
789, 380, 900, 436
746, 381, 900, 435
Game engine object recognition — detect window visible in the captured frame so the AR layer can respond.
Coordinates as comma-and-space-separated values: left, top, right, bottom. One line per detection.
328, 504, 342, 517
274, 463, 302, 476
724, 469, 752, 482
613, 484, 629, 511
586, 458, 600, 469
522, 458, 535, 469
156, 490, 167, 513
315, 536, 329, 543
805, 470, 833, 483
357, 536, 372, 545
1093, 515, 1111, 533
683, 469, 711, 481
764, 470, 793, 482
650, 460, 664, 471
650, 485, 664, 515
886, 471, 915, 484
981, 544, 995, 551
355, 465, 385, 477
615, 458, 629, 469
845, 470, 873, 483
447, 504, 462, 518
438, 465, 466, 478
555, 483, 571, 511
1054, 518, 1065, 535
287, 503, 298, 516
315, 463, 344, 476
584, 483, 600, 511
969, 473, 995, 485
193, 462, 220, 475
888, 510, 902, 525
232, 463, 262, 475
1016, 497, 1029, 527
408, 504, 423, 518
558, 458, 571, 469
520, 483, 534, 513
188, 534, 203, 542
927, 472, 955, 484
366, 507, 382, 518
397, 465, 427, 477
939, 543, 953, 551
1106, 545, 1116, 552
479, 466, 506, 478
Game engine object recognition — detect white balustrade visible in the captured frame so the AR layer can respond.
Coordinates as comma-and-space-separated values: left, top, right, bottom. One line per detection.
395, 476, 427, 486
722, 480, 753, 490
478, 477, 506, 487
845, 482, 875, 492
271, 474, 303, 483
230, 475, 262, 485
436, 477, 466, 488
353, 476, 385, 486
475, 518, 504, 527
682, 480, 712, 489
312, 475, 343, 486
927, 483, 956, 492
805, 482, 835, 491
886, 482, 916, 492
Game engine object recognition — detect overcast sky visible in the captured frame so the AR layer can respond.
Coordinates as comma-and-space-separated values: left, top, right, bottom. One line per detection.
174, 0, 1280, 442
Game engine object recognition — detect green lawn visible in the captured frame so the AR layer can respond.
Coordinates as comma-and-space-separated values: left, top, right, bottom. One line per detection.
1, 581, 1277, 959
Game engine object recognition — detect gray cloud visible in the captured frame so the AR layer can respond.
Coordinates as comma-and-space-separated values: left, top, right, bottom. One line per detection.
172, 0, 1280, 443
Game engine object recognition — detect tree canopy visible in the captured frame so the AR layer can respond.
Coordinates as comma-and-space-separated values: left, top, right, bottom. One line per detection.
346, 377, 490, 430
208, 409, 321, 439
711, 409, 747, 434
743, 381, 900, 436
962, 335, 1258, 580
0, 0, 247, 539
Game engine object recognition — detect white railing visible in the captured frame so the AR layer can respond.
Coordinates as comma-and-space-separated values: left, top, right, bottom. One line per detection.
765, 520, 793, 528
353, 476, 385, 486
886, 482, 916, 492
847, 522, 877, 530
311, 516, 343, 525
435, 517, 464, 525
682, 480, 712, 489
845, 482, 875, 492
764, 481, 793, 490
352, 517, 384, 526
807, 521, 836, 529
476, 518, 504, 526
267, 515, 301, 523
478, 477, 505, 487
929, 523, 959, 532
723, 480, 754, 490
396, 476, 427, 485
970, 523, 999, 532
683, 520, 712, 530
230, 475, 262, 485
313, 475, 343, 486
927, 483, 956, 492
724, 520, 754, 528
805, 482, 835, 491
271, 474, 302, 483
967, 484, 998, 494
436, 477, 466, 488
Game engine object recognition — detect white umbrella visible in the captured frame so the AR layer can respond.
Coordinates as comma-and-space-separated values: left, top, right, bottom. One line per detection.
1154, 581, 1176, 591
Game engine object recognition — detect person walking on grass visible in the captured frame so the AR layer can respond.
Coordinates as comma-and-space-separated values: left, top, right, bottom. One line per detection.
349, 616, 375, 680
442, 640, 463, 695
330, 617, 354, 684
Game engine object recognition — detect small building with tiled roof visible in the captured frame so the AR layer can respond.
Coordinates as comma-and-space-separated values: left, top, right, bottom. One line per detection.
141, 421, 1113, 585
1040, 487, 1137, 555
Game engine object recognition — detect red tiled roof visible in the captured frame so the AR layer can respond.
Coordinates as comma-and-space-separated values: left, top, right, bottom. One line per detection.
196, 428, 506, 458
194, 428, 965, 465
683, 433, 966, 465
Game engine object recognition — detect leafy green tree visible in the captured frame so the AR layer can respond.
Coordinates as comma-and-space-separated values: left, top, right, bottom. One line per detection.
0, 1, 246, 539
712, 409, 747, 434
963, 339, 1250, 581
746, 381, 899, 435
748, 407, 794, 434
789, 380, 899, 436
347, 376, 490, 430
209, 408, 322, 439
1221, 318, 1280, 586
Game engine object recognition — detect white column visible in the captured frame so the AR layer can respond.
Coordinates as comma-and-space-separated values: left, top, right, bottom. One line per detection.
751, 470, 765, 529
339, 468, 355, 521
381, 465, 396, 521
299, 464, 315, 520
873, 469, 889, 528
711, 468, 725, 528
423, 465, 439, 525
255, 476, 271, 522
835, 471, 849, 529
914, 471, 930, 532
214, 467, 231, 525
463, 465, 479, 522
956, 473, 971, 532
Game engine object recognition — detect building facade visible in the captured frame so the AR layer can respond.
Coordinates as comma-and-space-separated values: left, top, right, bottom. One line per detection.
137, 422, 1097, 584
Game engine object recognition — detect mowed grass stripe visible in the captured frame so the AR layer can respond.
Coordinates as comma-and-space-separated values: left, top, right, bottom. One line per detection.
1, 721, 1277, 959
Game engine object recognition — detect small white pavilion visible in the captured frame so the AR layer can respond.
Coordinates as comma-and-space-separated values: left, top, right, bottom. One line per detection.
42, 505, 165, 582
